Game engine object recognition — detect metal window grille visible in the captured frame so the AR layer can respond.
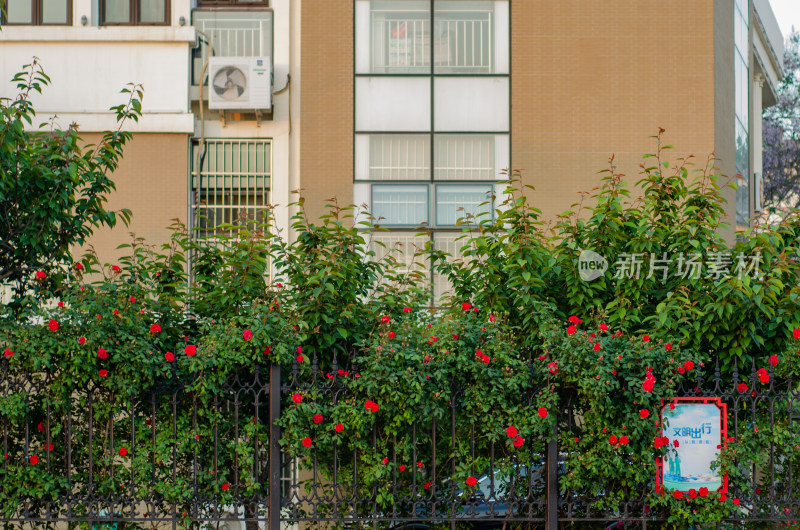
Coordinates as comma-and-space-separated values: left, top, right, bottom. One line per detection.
434, 134, 495, 180
369, 134, 430, 180
191, 139, 272, 238
370, 5, 493, 73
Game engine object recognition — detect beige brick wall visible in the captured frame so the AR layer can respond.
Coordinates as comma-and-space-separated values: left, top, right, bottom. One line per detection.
300, 0, 354, 222
80, 133, 189, 266
300, 0, 732, 231
511, 0, 719, 225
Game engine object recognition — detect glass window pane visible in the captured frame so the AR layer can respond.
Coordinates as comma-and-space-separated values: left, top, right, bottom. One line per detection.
433, 0, 507, 74
434, 77, 509, 131
435, 184, 492, 226
7, 0, 33, 23
140, 0, 166, 23
435, 134, 498, 180
735, 119, 749, 226
372, 184, 428, 225
41, 0, 68, 23
104, 0, 130, 23
356, 77, 431, 131
356, 134, 430, 180
357, 0, 431, 74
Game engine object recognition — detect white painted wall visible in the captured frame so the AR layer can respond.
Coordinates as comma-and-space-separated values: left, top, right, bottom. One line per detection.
0, 0, 194, 133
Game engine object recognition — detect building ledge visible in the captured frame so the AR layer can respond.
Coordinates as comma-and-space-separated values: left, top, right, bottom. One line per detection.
24, 112, 195, 133
0, 26, 196, 43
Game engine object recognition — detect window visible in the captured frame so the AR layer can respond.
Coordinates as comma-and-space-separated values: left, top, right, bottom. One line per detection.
2, 0, 70, 24
191, 139, 271, 238
101, 0, 168, 25
734, 0, 749, 228
355, 0, 509, 303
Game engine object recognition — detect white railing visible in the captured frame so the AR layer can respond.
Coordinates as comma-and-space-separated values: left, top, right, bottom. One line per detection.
370, 11, 493, 73
434, 135, 495, 180
369, 135, 430, 180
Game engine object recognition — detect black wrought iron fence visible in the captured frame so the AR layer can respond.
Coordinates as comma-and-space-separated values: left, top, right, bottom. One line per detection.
2, 357, 799, 529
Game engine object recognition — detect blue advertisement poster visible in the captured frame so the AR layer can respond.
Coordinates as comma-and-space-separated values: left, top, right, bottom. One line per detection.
660, 402, 723, 492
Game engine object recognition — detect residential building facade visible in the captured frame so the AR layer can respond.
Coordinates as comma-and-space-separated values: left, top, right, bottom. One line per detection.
0, 0, 785, 292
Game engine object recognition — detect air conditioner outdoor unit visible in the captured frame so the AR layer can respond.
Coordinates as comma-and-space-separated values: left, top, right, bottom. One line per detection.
208, 57, 272, 111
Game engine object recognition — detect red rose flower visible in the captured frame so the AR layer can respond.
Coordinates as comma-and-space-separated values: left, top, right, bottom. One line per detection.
664, 343, 672, 351
673, 440, 680, 447
481, 355, 490, 364
185, 344, 197, 357
639, 409, 650, 419
99, 369, 108, 378
365, 400, 379, 413
75, 263, 84, 271
689, 488, 697, 499
403, 307, 412, 313
399, 465, 406, 471
78, 337, 86, 345
296, 355, 304, 363
642, 380, 654, 393
424, 481, 431, 490
608, 436, 618, 445
599, 323, 608, 331
35, 271, 46, 280
678, 367, 685, 374
242, 329, 253, 341
566, 325, 577, 335
593, 343, 601, 352
512, 435, 524, 448
619, 435, 629, 445
222, 483, 229, 491
48, 320, 59, 332
506, 426, 518, 438
642, 335, 650, 342
312, 414, 323, 424
150, 324, 161, 334
382, 457, 388, 464
489, 314, 496, 322
699, 487, 709, 497
466, 476, 477, 487
737, 382, 748, 393
119, 447, 128, 457
165, 352, 175, 362
758, 368, 769, 384
387, 331, 396, 339
794, 328, 800, 340
548, 362, 558, 375
335, 423, 344, 433
673, 490, 683, 499
3, 348, 13, 358
769, 355, 779, 367
97, 348, 108, 360
30, 455, 39, 465
46, 444, 54, 452
462, 302, 471, 311
302, 437, 312, 448
38, 422, 44, 432
292, 393, 302, 404
568, 316, 582, 325
719, 493, 727, 501
538, 407, 548, 418
112, 265, 121, 273
733, 498, 741, 505
380, 315, 390, 324
684, 360, 694, 371
417, 461, 423, 468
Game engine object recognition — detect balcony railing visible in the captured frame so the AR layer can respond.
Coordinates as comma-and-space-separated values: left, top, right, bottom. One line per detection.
192, 10, 274, 87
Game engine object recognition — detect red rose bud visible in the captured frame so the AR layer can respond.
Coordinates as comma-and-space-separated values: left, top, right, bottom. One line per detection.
150, 324, 161, 334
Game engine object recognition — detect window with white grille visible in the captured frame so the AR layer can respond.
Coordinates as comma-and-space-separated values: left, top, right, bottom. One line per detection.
191, 139, 271, 237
